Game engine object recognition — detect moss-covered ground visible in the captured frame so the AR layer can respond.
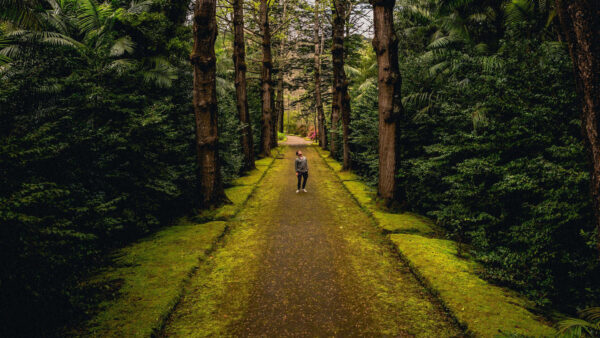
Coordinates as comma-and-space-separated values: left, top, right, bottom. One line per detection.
315, 145, 556, 337
162, 136, 461, 336
78, 148, 283, 337
80, 138, 554, 337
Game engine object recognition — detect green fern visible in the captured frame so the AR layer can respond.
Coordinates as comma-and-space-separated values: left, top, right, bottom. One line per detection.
557, 307, 600, 337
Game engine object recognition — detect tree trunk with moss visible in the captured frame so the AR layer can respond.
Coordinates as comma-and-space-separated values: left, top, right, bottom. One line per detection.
555, 0, 600, 253
191, 0, 227, 207
259, 0, 273, 156
233, 0, 254, 172
371, 0, 404, 204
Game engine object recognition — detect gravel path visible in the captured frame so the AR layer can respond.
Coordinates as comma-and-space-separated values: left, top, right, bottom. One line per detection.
163, 139, 462, 337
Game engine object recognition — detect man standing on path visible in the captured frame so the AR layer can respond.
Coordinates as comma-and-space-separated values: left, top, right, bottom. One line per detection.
295, 150, 308, 193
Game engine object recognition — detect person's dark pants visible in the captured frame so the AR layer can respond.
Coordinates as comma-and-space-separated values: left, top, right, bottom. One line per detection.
297, 171, 308, 190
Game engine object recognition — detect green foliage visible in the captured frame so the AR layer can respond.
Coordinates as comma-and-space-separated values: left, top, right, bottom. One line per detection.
0, 0, 250, 335
345, 0, 599, 312
557, 307, 600, 338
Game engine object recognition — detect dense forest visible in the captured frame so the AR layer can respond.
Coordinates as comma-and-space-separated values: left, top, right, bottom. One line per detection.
1, 0, 599, 336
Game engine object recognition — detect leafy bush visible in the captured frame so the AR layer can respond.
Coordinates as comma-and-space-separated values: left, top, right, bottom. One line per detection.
347, 33, 599, 311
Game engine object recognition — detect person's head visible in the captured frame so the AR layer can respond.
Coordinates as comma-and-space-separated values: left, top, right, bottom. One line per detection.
296, 150, 303, 158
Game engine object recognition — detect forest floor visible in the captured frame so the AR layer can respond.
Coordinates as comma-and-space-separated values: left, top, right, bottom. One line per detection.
160, 136, 462, 336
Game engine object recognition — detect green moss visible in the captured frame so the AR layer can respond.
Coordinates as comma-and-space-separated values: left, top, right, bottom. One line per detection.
337, 170, 360, 181
162, 220, 266, 337
373, 211, 436, 235
232, 168, 264, 186
315, 148, 331, 158
82, 147, 283, 337
389, 234, 556, 337
316, 149, 462, 336
315, 144, 555, 337
325, 158, 343, 172
342, 180, 376, 207
84, 220, 228, 337
254, 157, 272, 167
163, 147, 286, 336
225, 186, 254, 205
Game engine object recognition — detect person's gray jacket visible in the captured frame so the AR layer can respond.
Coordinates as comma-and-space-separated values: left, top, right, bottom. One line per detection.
295, 156, 308, 173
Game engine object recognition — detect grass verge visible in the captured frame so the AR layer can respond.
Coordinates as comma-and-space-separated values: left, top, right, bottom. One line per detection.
78, 147, 285, 337
314, 145, 556, 337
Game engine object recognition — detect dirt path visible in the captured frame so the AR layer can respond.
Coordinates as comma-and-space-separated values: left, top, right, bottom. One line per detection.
163, 139, 462, 337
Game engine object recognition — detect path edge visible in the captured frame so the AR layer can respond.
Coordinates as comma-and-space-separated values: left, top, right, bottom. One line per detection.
313, 144, 556, 337
153, 145, 287, 336
80, 147, 286, 337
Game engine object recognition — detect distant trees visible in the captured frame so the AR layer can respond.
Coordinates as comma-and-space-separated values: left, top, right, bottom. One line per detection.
192, 0, 227, 207
554, 0, 600, 254
370, 0, 403, 204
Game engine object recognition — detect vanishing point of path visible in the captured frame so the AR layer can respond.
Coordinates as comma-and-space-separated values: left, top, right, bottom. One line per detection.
162, 136, 462, 337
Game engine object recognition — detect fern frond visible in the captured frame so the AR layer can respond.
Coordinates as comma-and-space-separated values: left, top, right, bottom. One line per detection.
127, 0, 154, 14
106, 58, 136, 73
557, 318, 598, 336
142, 57, 178, 88
580, 307, 600, 323
110, 35, 135, 56
77, 0, 102, 34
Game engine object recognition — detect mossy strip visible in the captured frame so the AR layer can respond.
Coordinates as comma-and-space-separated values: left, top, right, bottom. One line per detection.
314, 145, 555, 337
373, 210, 436, 235
389, 234, 556, 337
232, 168, 264, 186
342, 180, 376, 207
83, 220, 227, 337
81, 147, 285, 337
337, 170, 360, 181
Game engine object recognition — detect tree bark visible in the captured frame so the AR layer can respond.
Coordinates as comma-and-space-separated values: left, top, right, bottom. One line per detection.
233, 0, 255, 172
332, 0, 351, 169
259, 0, 273, 157
371, 0, 404, 203
555, 0, 600, 253
274, 0, 288, 138
314, 0, 327, 148
191, 0, 227, 207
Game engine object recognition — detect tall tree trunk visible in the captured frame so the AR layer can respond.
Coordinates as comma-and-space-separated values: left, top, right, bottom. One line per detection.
555, 0, 600, 253
259, 0, 273, 157
332, 0, 351, 169
191, 0, 227, 207
371, 0, 404, 203
274, 0, 288, 138
270, 79, 278, 148
314, 0, 327, 148
233, 0, 255, 172
330, 3, 339, 158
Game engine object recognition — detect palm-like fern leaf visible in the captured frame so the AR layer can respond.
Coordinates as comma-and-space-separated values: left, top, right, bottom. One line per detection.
141, 57, 178, 88
110, 35, 135, 56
